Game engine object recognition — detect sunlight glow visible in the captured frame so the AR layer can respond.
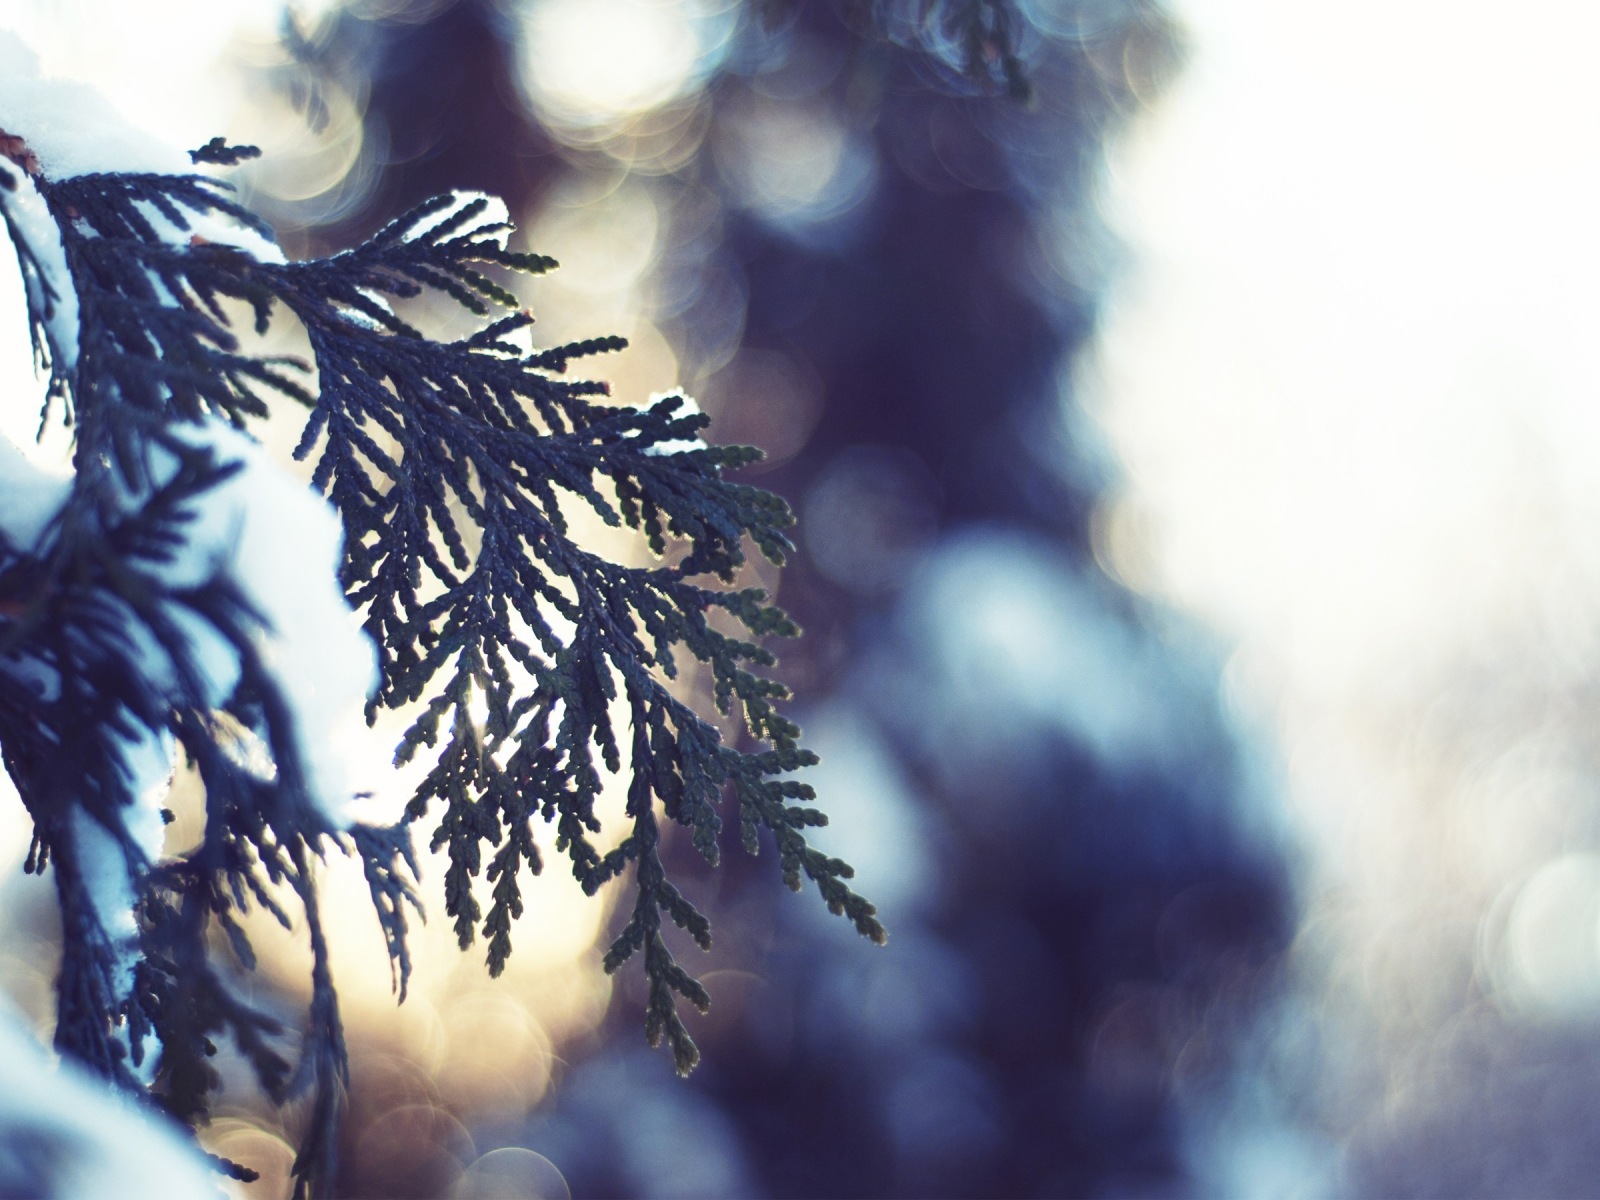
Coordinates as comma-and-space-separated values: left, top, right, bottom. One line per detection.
0, 0, 328, 151
1092, 0, 1600, 1181
519, 0, 732, 128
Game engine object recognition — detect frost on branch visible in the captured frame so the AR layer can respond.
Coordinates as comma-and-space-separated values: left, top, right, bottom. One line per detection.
0, 52, 879, 1200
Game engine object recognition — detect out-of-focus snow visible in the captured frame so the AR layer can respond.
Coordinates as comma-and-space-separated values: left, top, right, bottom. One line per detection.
0, 1001, 215, 1198
0, 32, 185, 177
71, 719, 173, 1083
0, 417, 377, 1026
0, 433, 68, 551
0, 164, 77, 371
0, 1, 339, 160
0, 433, 71, 713
152, 420, 379, 827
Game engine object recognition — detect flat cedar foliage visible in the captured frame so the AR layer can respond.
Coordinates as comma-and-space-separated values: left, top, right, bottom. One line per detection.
0, 146, 882, 1195
0, 0, 1059, 1192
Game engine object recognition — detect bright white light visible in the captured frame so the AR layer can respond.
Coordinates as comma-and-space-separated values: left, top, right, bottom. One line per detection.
1501, 855, 1600, 1017
520, 0, 727, 127
1092, 0, 1600, 884
1093, 0, 1600, 699
0, 0, 314, 153
1091, 0, 1600, 1168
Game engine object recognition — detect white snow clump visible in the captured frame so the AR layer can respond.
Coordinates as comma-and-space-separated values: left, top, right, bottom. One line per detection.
641, 390, 707, 456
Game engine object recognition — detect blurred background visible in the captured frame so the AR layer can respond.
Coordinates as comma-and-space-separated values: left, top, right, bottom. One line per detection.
6, 0, 1600, 1196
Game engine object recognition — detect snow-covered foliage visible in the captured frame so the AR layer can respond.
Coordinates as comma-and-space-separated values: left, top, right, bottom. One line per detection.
640, 391, 708, 457
0, 28, 875, 1198
0, 32, 186, 177
0, 1001, 216, 1199
151, 419, 378, 826
0, 31, 279, 379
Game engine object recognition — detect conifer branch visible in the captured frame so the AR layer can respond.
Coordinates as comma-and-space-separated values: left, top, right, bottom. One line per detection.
0, 143, 881, 1187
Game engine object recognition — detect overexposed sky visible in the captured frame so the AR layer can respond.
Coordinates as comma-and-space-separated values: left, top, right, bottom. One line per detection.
1096, 0, 1600, 697
1092, 0, 1600, 1047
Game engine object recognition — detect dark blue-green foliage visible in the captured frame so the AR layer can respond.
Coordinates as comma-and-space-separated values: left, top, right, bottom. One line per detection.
0, 142, 880, 1198
266, 188, 885, 1036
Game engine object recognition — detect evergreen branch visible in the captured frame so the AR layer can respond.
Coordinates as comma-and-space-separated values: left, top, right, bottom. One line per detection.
0, 157, 878, 1178
188, 138, 262, 167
